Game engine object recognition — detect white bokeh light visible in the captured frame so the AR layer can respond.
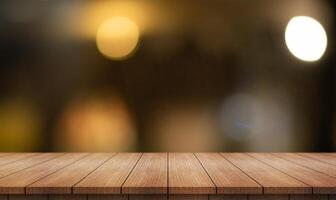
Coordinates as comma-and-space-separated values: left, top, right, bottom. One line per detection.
285, 16, 327, 62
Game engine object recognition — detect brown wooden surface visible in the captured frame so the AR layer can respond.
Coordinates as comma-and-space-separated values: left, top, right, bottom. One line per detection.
122, 153, 167, 194
195, 153, 262, 194
27, 153, 111, 194
129, 194, 167, 200
276, 153, 336, 177
8, 195, 48, 200
88, 195, 128, 200
48, 195, 87, 200
300, 153, 336, 166
0, 153, 62, 179
289, 194, 328, 200
74, 153, 142, 194
0, 153, 334, 198
0, 153, 85, 194
0, 195, 334, 200
248, 195, 289, 200
168, 153, 216, 194
0, 153, 35, 167
209, 195, 247, 200
250, 153, 336, 194
222, 153, 311, 194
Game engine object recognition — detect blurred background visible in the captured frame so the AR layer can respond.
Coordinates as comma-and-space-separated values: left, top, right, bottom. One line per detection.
0, 0, 335, 152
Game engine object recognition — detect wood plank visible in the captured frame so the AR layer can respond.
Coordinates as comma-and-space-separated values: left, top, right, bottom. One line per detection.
275, 153, 336, 178
222, 153, 310, 194
74, 153, 142, 194
0, 153, 335, 198
168, 153, 216, 194
196, 153, 262, 194
27, 153, 113, 194
250, 153, 336, 194
122, 153, 167, 194
299, 153, 336, 166
0, 154, 36, 167
330, 195, 336, 200
88, 195, 128, 200
209, 194, 247, 200
0, 153, 62, 179
0, 153, 87, 194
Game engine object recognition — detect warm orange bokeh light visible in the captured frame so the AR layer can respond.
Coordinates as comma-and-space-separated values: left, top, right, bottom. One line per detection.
55, 94, 137, 151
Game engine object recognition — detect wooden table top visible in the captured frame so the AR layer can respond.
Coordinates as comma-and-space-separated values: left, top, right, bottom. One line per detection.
0, 153, 335, 197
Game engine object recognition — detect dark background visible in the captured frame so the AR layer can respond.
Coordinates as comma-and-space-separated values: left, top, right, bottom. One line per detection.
0, 0, 335, 152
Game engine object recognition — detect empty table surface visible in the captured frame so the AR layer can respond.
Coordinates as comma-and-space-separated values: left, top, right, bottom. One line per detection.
0, 153, 335, 200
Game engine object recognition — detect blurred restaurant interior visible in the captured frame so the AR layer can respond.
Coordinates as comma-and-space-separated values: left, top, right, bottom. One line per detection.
0, 0, 336, 152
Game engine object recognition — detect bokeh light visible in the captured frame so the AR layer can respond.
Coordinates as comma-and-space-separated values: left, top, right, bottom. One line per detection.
220, 94, 257, 141
285, 16, 327, 62
55, 93, 137, 151
96, 17, 139, 60
0, 98, 42, 151
147, 102, 223, 151
220, 92, 295, 151
0, 0, 335, 152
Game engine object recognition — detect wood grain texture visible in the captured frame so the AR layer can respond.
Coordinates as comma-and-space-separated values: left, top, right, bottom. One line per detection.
27, 153, 112, 194
196, 153, 261, 194
0, 153, 62, 179
275, 153, 336, 178
0, 154, 76, 194
74, 153, 142, 194
0, 154, 36, 167
123, 153, 167, 194
168, 153, 216, 194
0, 153, 335, 197
0, 153, 86, 194
250, 153, 336, 194
300, 153, 336, 166
222, 153, 311, 194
